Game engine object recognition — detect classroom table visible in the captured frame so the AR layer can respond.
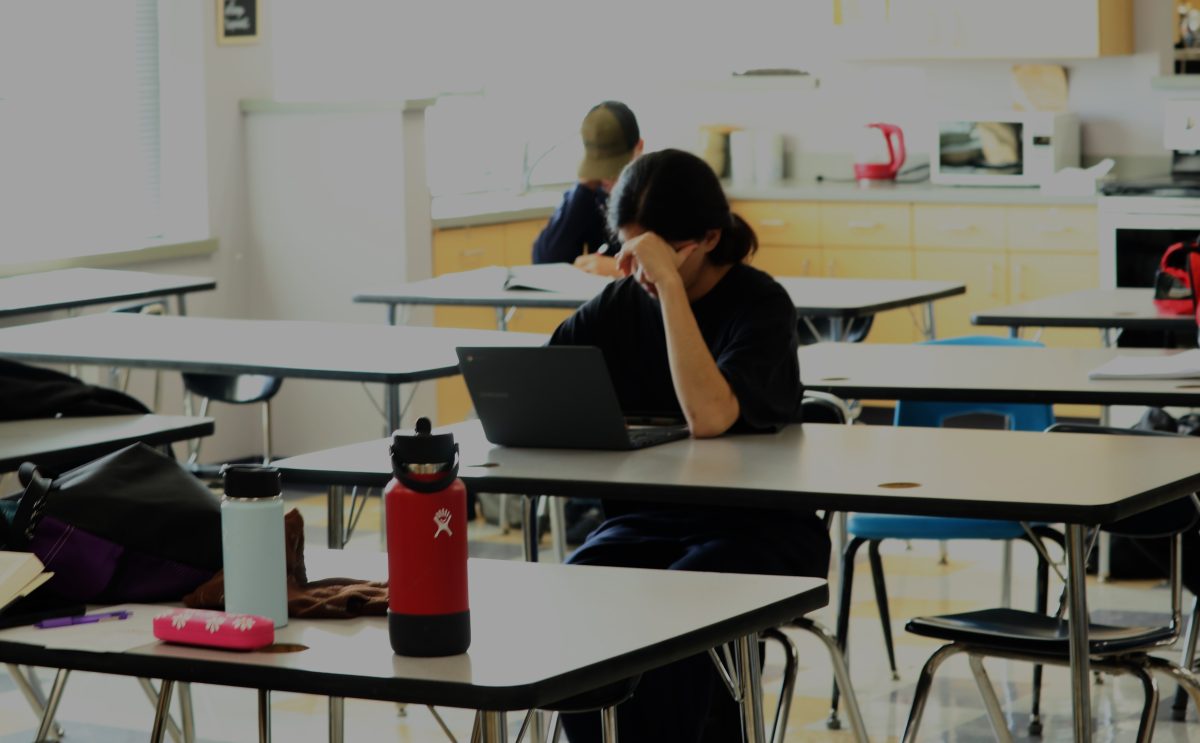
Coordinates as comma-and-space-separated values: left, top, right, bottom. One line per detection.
0, 314, 546, 435
972, 288, 1194, 344
272, 419, 1200, 743
0, 268, 216, 319
354, 266, 966, 341
0, 415, 215, 473
0, 552, 827, 743
799, 342, 1200, 407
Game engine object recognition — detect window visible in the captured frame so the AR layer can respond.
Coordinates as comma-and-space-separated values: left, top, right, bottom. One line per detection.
0, 0, 206, 265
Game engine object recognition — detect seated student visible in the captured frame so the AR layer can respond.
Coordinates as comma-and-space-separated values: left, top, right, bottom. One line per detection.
551, 149, 830, 743
531, 100, 643, 278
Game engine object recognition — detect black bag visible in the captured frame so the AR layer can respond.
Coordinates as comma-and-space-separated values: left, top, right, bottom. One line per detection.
3, 443, 223, 603
0, 359, 149, 421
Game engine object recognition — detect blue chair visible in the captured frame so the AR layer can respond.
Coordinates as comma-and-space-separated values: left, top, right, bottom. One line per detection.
830, 335, 1064, 735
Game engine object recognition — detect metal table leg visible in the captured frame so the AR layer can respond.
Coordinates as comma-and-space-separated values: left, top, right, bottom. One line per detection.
328, 486, 345, 549
150, 680, 176, 743
736, 634, 767, 743
1066, 524, 1093, 742
478, 710, 508, 743
258, 689, 272, 743
329, 697, 344, 743
922, 301, 936, 341
34, 669, 69, 743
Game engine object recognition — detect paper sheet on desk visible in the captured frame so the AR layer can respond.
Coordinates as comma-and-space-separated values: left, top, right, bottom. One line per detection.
0, 604, 157, 652
504, 264, 612, 295
1088, 350, 1200, 379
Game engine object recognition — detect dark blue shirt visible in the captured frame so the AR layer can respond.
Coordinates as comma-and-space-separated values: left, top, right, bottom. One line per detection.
531, 184, 610, 264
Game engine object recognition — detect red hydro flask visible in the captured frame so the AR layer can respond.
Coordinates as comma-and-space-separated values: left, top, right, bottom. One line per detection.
385, 417, 470, 656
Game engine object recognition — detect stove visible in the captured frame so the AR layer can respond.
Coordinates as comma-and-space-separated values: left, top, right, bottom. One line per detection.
1100, 177, 1200, 198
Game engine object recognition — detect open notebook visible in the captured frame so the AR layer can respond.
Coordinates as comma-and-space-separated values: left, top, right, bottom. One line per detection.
0, 551, 52, 613
1088, 349, 1200, 380
503, 264, 612, 295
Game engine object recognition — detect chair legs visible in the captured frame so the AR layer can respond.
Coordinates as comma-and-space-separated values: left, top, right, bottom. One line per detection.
1171, 595, 1200, 720
902, 643, 965, 743
761, 627, 798, 743
967, 654, 1015, 743
793, 619, 869, 743
831, 536, 866, 720
867, 540, 900, 680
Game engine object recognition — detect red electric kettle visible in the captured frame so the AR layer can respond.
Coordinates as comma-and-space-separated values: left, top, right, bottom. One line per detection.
853, 123, 906, 182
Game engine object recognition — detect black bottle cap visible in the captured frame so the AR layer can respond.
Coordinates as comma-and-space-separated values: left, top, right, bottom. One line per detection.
390, 417, 459, 493
222, 465, 282, 498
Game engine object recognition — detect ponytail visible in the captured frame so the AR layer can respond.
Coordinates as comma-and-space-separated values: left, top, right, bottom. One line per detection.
710, 212, 758, 266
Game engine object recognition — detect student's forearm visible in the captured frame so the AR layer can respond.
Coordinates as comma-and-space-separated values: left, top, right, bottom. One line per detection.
657, 281, 739, 437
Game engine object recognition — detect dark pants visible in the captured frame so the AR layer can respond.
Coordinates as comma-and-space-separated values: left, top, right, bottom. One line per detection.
560, 508, 830, 743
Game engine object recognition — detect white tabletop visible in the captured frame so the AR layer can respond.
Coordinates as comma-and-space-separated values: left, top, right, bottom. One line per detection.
799, 342, 1200, 407
0, 555, 826, 710
0, 415, 214, 472
273, 420, 1200, 525
972, 288, 1194, 331
355, 267, 965, 319
0, 314, 547, 384
0, 268, 216, 318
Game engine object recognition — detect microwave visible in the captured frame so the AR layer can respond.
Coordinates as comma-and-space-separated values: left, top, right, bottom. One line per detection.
931, 112, 1080, 187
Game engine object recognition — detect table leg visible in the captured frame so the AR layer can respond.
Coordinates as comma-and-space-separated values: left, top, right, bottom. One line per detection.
736, 634, 767, 743
385, 384, 402, 436
328, 486, 346, 550
179, 682, 195, 743
478, 710, 508, 743
258, 689, 272, 743
495, 307, 509, 332
1008, 326, 1019, 339
150, 680, 176, 743
523, 495, 540, 563
328, 697, 344, 743
34, 668, 69, 743
176, 294, 188, 317
1066, 524, 1093, 742
828, 317, 846, 343
387, 304, 398, 326
922, 301, 936, 341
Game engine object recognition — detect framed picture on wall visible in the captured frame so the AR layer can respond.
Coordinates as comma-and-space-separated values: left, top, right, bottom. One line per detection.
217, 0, 258, 45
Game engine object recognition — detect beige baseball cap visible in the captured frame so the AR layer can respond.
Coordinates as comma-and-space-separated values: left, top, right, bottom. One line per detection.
578, 101, 640, 181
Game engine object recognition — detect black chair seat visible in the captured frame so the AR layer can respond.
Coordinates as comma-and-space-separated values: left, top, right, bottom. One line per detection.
181, 373, 282, 404
907, 607, 1178, 657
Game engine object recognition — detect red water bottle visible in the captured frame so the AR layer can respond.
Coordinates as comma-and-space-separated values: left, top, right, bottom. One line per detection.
385, 417, 470, 656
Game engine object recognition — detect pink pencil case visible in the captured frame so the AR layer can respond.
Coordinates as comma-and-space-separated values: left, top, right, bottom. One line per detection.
152, 609, 275, 651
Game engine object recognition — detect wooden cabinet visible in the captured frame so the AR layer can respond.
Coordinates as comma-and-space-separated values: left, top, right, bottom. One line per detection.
828, 0, 1131, 59
915, 249, 1009, 341
432, 217, 550, 425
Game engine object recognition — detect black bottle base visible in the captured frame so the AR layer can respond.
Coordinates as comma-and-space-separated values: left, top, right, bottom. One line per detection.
389, 609, 471, 656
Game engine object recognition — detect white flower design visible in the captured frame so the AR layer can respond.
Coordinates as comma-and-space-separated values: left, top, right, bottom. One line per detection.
232, 615, 257, 631
168, 610, 194, 630
205, 615, 226, 634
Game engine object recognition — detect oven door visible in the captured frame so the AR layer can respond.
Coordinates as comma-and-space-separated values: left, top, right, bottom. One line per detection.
1098, 196, 1200, 288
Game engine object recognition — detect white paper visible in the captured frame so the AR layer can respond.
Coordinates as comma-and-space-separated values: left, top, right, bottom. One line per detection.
504, 264, 611, 295
1088, 350, 1200, 379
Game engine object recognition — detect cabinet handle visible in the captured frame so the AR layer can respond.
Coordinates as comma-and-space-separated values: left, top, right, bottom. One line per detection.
462, 248, 486, 257
938, 223, 977, 233
759, 218, 786, 228
847, 220, 880, 230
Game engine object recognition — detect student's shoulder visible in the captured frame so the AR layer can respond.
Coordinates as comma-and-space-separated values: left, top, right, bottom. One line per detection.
727, 263, 792, 306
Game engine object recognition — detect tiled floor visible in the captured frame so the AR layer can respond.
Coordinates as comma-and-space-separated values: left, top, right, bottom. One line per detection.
2, 487, 1198, 741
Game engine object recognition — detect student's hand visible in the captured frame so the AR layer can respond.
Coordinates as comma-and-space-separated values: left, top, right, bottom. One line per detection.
578, 178, 603, 191
615, 233, 697, 298
573, 253, 620, 277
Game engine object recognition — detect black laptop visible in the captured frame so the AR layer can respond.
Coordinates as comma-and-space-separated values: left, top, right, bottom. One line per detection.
455, 346, 690, 450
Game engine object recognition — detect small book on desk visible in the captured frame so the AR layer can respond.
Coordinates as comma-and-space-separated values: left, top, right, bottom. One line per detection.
0, 551, 81, 628
1088, 350, 1200, 380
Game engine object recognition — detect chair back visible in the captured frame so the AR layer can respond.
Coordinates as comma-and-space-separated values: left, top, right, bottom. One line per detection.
181, 373, 282, 405
894, 335, 1054, 431
800, 392, 850, 425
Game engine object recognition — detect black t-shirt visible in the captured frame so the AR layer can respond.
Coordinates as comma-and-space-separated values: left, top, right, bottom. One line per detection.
550, 262, 803, 428
549, 263, 807, 521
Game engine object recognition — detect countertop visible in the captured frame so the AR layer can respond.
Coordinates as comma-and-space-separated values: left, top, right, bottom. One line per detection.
432, 179, 1099, 229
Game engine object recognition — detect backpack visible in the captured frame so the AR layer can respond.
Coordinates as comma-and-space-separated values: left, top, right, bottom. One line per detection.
1152, 239, 1200, 316
0, 359, 149, 421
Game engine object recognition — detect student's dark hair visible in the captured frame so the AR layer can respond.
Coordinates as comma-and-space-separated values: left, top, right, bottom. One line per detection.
606, 148, 757, 265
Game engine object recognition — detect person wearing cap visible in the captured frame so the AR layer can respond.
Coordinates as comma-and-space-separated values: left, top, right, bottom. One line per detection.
530, 101, 643, 277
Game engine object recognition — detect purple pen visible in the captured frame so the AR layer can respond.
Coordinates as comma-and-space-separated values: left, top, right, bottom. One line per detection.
36, 610, 131, 629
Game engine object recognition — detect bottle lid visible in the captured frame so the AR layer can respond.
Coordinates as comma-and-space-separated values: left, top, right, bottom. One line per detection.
390, 417, 459, 493
222, 465, 282, 499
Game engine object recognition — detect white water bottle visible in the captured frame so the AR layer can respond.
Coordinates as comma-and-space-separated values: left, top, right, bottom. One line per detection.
221, 465, 288, 627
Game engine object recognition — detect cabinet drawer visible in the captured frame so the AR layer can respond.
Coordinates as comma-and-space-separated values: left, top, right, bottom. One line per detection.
820, 203, 911, 248
1006, 206, 1097, 253
913, 205, 1006, 251
433, 227, 505, 275
751, 246, 822, 277
733, 201, 819, 246
503, 219, 550, 267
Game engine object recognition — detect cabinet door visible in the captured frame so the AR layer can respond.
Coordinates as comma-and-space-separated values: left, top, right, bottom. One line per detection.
1009, 252, 1102, 348
751, 246, 823, 278
913, 205, 1006, 252
733, 201, 820, 246
1005, 206, 1097, 253
914, 250, 1009, 342
821, 203, 911, 249
503, 219, 550, 267
433, 226, 505, 275
827, 248, 918, 344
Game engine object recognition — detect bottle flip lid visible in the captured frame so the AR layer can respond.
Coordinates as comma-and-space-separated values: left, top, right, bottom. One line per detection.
391, 418, 459, 492
222, 464, 281, 499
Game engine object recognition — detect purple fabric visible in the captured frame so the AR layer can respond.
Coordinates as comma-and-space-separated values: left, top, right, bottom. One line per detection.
30, 516, 214, 602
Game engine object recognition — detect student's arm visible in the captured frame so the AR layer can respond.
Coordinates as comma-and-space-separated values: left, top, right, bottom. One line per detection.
616, 236, 739, 437
531, 184, 609, 265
